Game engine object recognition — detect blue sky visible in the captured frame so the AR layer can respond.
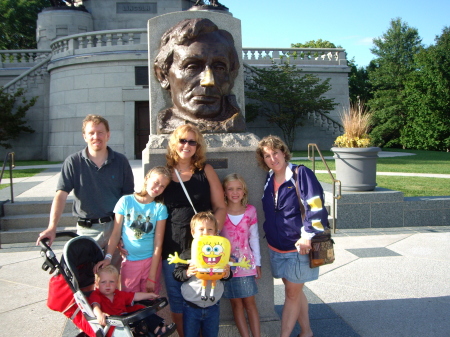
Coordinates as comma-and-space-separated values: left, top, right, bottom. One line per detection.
225, 0, 450, 67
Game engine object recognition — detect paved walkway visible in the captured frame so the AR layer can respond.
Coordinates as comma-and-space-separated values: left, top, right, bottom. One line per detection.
1, 227, 449, 337
1, 152, 450, 336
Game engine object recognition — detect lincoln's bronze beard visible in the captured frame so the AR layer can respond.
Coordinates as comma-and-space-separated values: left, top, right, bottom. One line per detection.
157, 95, 245, 134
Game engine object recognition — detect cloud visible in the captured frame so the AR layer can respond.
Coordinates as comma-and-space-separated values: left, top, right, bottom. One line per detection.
339, 35, 374, 46
356, 37, 374, 46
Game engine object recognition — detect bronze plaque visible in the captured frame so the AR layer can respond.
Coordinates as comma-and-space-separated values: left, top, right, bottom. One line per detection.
117, 3, 156, 13
207, 158, 228, 169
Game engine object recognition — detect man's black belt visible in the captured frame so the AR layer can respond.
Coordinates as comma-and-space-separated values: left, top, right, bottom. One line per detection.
77, 216, 113, 228
184, 300, 203, 309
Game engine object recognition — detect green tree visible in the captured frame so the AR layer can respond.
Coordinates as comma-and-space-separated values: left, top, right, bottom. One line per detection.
291, 39, 340, 48
367, 18, 422, 147
291, 39, 341, 59
0, 87, 36, 149
0, 0, 51, 50
245, 63, 337, 150
348, 58, 373, 105
401, 27, 450, 151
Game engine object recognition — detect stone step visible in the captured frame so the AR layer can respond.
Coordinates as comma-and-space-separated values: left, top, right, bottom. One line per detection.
2, 200, 72, 216
0, 226, 77, 245
0, 213, 77, 230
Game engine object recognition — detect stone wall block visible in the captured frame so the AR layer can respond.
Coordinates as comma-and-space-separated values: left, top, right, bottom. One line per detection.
75, 102, 107, 117
336, 203, 372, 229
91, 65, 131, 74
49, 118, 66, 133
104, 72, 133, 88
50, 76, 74, 92
47, 145, 64, 162
49, 91, 66, 106
88, 87, 122, 102
74, 73, 105, 89
370, 202, 404, 228
105, 102, 124, 116
403, 197, 450, 226
65, 88, 89, 105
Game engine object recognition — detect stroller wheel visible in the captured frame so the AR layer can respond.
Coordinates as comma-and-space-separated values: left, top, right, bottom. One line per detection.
75, 332, 89, 337
132, 320, 150, 336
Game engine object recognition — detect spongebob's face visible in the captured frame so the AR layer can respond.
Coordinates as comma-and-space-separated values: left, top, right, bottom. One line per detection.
192, 236, 231, 269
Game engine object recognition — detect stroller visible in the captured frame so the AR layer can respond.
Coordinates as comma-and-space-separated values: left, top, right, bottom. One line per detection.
39, 232, 175, 337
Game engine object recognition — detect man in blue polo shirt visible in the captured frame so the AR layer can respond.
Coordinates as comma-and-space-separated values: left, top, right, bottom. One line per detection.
37, 115, 134, 267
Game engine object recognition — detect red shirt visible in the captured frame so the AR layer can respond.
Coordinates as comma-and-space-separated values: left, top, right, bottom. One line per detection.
89, 289, 145, 336
89, 289, 144, 315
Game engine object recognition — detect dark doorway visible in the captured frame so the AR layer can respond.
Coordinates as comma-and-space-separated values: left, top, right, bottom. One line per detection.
135, 101, 150, 159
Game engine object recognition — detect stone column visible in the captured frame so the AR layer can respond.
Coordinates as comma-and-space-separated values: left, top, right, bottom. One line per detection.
142, 134, 279, 324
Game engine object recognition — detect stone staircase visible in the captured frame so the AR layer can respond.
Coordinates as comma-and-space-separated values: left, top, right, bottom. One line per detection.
0, 200, 77, 245
307, 111, 344, 136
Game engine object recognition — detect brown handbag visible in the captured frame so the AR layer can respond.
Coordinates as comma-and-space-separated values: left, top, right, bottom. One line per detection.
294, 166, 335, 268
308, 229, 335, 268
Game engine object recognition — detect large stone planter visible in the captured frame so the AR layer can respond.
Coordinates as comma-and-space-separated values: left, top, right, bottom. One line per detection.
331, 147, 381, 191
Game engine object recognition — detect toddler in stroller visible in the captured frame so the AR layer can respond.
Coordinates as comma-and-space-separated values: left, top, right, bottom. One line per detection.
39, 233, 176, 337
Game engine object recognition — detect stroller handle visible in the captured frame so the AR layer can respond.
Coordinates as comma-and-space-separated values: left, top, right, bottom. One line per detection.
39, 232, 79, 274
38, 231, 78, 249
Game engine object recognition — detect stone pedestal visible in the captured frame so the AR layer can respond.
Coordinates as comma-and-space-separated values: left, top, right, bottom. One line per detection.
323, 182, 450, 229
142, 133, 280, 323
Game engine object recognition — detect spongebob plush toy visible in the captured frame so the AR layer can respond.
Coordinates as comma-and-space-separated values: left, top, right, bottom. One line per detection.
168, 235, 251, 301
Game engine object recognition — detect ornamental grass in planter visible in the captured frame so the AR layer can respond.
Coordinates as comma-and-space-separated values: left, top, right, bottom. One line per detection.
331, 104, 380, 191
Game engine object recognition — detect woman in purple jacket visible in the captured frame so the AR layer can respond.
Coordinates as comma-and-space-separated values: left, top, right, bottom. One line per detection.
256, 135, 329, 337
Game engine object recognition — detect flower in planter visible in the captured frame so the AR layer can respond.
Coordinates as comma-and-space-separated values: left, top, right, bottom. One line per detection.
334, 102, 372, 148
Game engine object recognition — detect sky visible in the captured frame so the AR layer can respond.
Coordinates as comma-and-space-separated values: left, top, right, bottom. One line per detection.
224, 0, 450, 67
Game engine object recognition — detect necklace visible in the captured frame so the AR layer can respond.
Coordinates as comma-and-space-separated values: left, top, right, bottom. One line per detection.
176, 165, 191, 172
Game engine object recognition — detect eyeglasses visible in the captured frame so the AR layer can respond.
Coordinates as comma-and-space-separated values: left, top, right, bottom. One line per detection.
179, 139, 197, 146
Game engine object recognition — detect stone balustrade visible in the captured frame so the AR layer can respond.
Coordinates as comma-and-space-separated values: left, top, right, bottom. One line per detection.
242, 47, 348, 66
0, 50, 52, 67
2, 31, 347, 69
50, 28, 148, 58
3, 55, 51, 92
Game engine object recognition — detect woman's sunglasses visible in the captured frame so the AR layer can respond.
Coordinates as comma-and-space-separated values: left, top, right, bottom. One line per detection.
179, 139, 197, 146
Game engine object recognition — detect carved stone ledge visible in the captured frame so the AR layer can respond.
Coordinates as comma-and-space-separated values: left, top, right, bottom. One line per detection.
146, 132, 260, 150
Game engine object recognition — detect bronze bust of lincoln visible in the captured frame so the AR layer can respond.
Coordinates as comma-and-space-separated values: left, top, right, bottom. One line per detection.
154, 18, 246, 134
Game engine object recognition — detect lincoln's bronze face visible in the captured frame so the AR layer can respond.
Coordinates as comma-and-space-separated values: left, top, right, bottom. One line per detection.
154, 18, 246, 134
166, 32, 233, 119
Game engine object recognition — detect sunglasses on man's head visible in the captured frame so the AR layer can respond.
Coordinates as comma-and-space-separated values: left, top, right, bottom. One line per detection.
179, 139, 197, 146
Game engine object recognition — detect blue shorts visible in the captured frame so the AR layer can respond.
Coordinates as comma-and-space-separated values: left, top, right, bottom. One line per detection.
162, 260, 183, 314
223, 276, 258, 299
269, 249, 319, 284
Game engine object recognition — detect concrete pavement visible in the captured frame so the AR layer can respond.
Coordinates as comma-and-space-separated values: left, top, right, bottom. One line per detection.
1, 227, 449, 337
1, 154, 450, 337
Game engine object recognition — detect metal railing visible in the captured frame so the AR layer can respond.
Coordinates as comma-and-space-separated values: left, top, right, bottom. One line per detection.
307, 144, 341, 233
0, 152, 15, 203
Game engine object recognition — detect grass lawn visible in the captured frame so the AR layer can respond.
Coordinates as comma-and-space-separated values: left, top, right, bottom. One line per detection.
0, 160, 60, 191
1, 154, 449, 197
292, 149, 450, 197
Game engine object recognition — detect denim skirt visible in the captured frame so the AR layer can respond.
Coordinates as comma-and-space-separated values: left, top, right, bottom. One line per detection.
223, 275, 258, 299
269, 249, 319, 284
